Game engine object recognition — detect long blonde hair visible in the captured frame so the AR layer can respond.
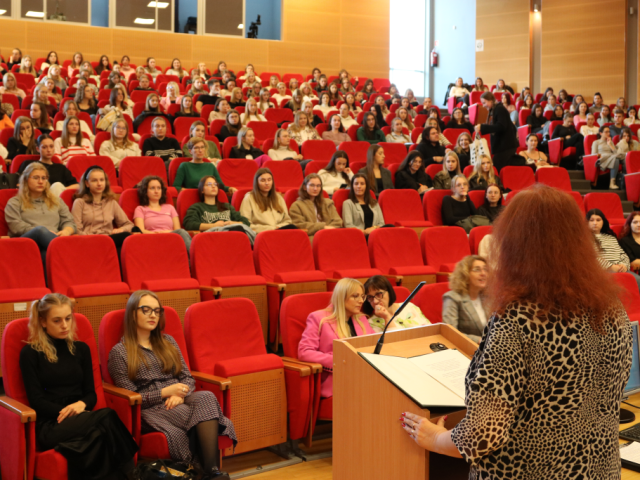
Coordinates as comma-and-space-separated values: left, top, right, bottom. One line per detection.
242, 98, 260, 125
319, 278, 368, 339
60, 115, 83, 148
122, 290, 183, 381
468, 154, 497, 183
19, 162, 59, 210
442, 151, 461, 175
251, 168, 284, 214
27, 293, 77, 363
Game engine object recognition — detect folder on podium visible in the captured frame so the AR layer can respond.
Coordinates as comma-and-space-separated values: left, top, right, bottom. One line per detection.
332, 323, 478, 480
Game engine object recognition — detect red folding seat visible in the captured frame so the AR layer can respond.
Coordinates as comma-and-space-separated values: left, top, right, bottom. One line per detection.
468, 190, 486, 209
378, 142, 407, 165
262, 160, 304, 192
1, 93, 20, 112
175, 188, 227, 230
121, 234, 199, 322
304, 160, 328, 176
1, 314, 137, 480
222, 137, 237, 158
209, 118, 226, 137
378, 190, 433, 236
230, 188, 252, 211
628, 151, 640, 174
422, 189, 452, 226
368, 228, 436, 290
547, 137, 576, 166
119, 155, 178, 197
420, 226, 470, 282
535, 167, 571, 191
173, 117, 201, 140
99, 306, 233, 462
247, 121, 278, 147
469, 225, 493, 255
442, 128, 468, 145
301, 140, 336, 163
283, 73, 303, 84
217, 159, 258, 189
253, 230, 327, 346
0, 189, 17, 235
8, 154, 40, 174
425, 163, 443, 182
185, 298, 306, 453
312, 229, 387, 287
0, 127, 14, 148
567, 191, 585, 214
504, 189, 521, 205
66, 155, 123, 193
411, 282, 451, 323
500, 166, 535, 191
518, 109, 531, 129
47, 236, 130, 346
614, 272, 640, 322
264, 108, 294, 125
118, 188, 141, 221
373, 78, 391, 91
583, 192, 626, 227
338, 141, 369, 164
190, 231, 267, 339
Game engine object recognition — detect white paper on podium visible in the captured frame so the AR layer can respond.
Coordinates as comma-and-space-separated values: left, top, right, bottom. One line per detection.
409, 349, 471, 399
359, 351, 466, 408
620, 442, 640, 464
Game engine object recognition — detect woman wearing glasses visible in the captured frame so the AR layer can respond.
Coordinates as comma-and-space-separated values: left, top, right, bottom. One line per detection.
173, 137, 236, 194
109, 290, 236, 480
362, 276, 430, 333
289, 174, 342, 236
298, 278, 375, 398
183, 176, 249, 233
441, 255, 489, 343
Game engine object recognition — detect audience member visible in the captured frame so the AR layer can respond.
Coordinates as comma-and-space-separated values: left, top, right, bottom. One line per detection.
453, 132, 472, 169
18, 134, 78, 196
216, 110, 241, 143
625, 106, 640, 126
416, 126, 446, 167
318, 151, 354, 195
181, 121, 221, 162
357, 112, 385, 145
100, 119, 141, 168
7, 116, 37, 160
447, 107, 474, 133
589, 92, 604, 114
551, 112, 585, 157
617, 127, 640, 154
580, 113, 599, 136
287, 111, 320, 146
475, 92, 519, 170
591, 125, 623, 190
526, 104, 547, 134
433, 151, 462, 190
394, 151, 432, 194
239, 168, 293, 232
468, 154, 504, 191
53, 116, 95, 164
610, 109, 626, 137
385, 118, 411, 144
519, 133, 552, 170
30, 102, 53, 135
620, 212, 640, 278
342, 173, 385, 234
323, 114, 351, 146
56, 101, 94, 141
229, 127, 264, 160
289, 174, 342, 235
477, 183, 504, 222
359, 144, 393, 194
0, 72, 26, 99
174, 137, 234, 193
267, 129, 304, 161
142, 117, 183, 167
442, 175, 489, 232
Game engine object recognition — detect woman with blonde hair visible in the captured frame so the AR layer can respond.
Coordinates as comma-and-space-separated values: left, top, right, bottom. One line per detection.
166, 58, 187, 79
272, 82, 292, 105
229, 127, 264, 160
188, 76, 208, 97
53, 115, 95, 165
20, 293, 138, 479
42, 64, 68, 92
67, 52, 83, 78
433, 151, 462, 190
44, 77, 62, 104
33, 84, 57, 118
5, 162, 75, 267
239, 168, 293, 232
108, 290, 235, 478
145, 57, 161, 78
0, 72, 26, 99
441, 255, 489, 343
99, 118, 141, 168
298, 278, 375, 398
160, 81, 183, 111
267, 128, 304, 161
133, 92, 170, 131
453, 131, 472, 169
468, 154, 504, 191
19, 55, 37, 77
285, 89, 304, 113
287, 110, 320, 146
385, 117, 411, 144
289, 173, 343, 235
258, 88, 275, 113
396, 106, 415, 131
300, 82, 318, 103
74, 82, 98, 116
228, 87, 244, 110
240, 97, 266, 124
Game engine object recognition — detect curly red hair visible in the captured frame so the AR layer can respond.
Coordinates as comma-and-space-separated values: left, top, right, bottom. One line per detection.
486, 184, 620, 330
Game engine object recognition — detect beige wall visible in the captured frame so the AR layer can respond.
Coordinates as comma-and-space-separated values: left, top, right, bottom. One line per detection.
0, 0, 390, 79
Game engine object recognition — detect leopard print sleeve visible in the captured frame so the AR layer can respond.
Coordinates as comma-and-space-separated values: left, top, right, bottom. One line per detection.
451, 307, 526, 465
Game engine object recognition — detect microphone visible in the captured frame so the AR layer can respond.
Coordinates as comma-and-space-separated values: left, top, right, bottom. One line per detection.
373, 281, 426, 355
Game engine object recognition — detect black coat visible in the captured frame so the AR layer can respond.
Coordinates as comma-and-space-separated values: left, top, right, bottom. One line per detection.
416, 142, 446, 168
479, 102, 518, 154
395, 168, 433, 190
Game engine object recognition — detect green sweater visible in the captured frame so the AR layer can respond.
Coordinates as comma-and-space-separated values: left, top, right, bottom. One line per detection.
356, 127, 385, 145
183, 202, 250, 231
181, 140, 221, 160
173, 161, 228, 192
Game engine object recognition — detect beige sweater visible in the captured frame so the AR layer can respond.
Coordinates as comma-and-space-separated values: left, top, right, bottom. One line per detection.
289, 197, 343, 235
239, 192, 292, 233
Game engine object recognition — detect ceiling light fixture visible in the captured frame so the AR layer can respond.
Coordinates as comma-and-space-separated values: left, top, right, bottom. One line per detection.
238, 23, 244, 29
147, 1, 169, 8
134, 17, 155, 24
26, 11, 44, 17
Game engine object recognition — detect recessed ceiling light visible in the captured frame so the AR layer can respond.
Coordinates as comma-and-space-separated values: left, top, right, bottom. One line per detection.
237, 24, 243, 29
134, 17, 155, 24
0, 10, 7, 14
147, 1, 169, 8
26, 11, 44, 17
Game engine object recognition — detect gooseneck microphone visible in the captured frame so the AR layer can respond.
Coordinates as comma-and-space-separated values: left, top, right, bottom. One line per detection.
373, 282, 426, 355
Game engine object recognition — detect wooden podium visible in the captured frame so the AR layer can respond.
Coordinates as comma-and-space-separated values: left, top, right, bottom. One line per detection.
332, 323, 478, 480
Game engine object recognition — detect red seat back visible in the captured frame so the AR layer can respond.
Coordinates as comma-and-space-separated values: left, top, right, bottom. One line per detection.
535, 167, 571, 191
468, 190, 485, 209
119, 156, 168, 189
425, 163, 443, 181
422, 189, 451, 226
118, 188, 140, 221
8, 154, 40, 174
47, 236, 123, 295
0, 238, 49, 290
378, 142, 407, 165
301, 140, 337, 163
223, 137, 237, 158
332, 189, 350, 217
176, 188, 228, 225
0, 189, 17, 236
263, 160, 304, 190
173, 117, 201, 140
209, 119, 226, 136
368, 228, 425, 273
567, 191, 585, 214
0, 127, 14, 148
518, 108, 531, 128
584, 134, 598, 157
442, 128, 468, 145
420, 226, 470, 268
338, 141, 369, 164
66, 155, 119, 187
304, 160, 328, 176
247, 121, 278, 146
217, 159, 258, 189
312, 228, 372, 277
231, 188, 252, 211
614, 272, 640, 320
121, 234, 192, 290
627, 151, 640, 174
468, 225, 493, 255
190, 232, 259, 285
264, 108, 294, 125
583, 192, 625, 221
500, 166, 535, 191
378, 189, 426, 224
412, 283, 450, 323
253, 229, 317, 282
280, 292, 333, 359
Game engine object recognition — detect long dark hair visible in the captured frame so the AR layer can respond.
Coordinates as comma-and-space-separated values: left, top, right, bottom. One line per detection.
397, 151, 424, 174
348, 173, 376, 207
138, 175, 168, 206
420, 126, 438, 145
587, 208, 616, 238
325, 151, 351, 183
361, 275, 396, 316
362, 112, 378, 140
225, 109, 240, 136
298, 174, 326, 220
197, 175, 228, 211
482, 183, 503, 209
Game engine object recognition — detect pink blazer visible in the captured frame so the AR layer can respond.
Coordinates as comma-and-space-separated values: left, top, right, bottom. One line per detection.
298, 309, 375, 398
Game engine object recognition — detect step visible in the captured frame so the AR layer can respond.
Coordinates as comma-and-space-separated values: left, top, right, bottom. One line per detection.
570, 179, 592, 190
568, 170, 586, 180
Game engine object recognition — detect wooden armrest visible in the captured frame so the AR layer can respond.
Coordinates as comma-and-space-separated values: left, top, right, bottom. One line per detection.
266, 282, 286, 291
326, 278, 340, 284
282, 356, 323, 374
282, 360, 311, 377
200, 286, 222, 296
103, 382, 142, 406
192, 371, 231, 390
436, 272, 452, 276
0, 396, 36, 423
384, 275, 402, 285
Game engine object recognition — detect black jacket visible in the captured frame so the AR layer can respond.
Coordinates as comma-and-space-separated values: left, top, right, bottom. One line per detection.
479, 102, 518, 154
416, 141, 446, 168
395, 168, 432, 190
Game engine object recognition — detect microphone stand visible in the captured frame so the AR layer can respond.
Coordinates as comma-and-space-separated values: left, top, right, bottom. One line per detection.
373, 282, 426, 354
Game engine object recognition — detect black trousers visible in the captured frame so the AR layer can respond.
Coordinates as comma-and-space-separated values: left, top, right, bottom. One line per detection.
492, 147, 518, 172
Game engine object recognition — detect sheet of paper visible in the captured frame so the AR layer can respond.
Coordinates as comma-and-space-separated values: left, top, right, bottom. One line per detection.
409, 349, 471, 399
359, 352, 465, 408
621, 442, 640, 464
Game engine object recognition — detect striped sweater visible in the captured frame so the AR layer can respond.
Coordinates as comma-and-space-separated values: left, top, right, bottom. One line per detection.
595, 233, 630, 270
53, 137, 95, 165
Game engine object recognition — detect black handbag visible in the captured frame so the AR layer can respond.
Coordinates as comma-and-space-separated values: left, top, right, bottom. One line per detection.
132, 460, 198, 479
0, 173, 19, 190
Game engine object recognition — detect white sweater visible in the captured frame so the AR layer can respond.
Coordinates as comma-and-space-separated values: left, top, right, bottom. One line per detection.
318, 169, 353, 195
267, 146, 298, 160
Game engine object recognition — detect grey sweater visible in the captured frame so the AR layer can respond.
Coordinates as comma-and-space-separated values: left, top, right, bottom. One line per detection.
5, 196, 76, 237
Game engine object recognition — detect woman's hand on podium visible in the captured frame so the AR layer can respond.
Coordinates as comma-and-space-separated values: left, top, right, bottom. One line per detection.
400, 412, 462, 458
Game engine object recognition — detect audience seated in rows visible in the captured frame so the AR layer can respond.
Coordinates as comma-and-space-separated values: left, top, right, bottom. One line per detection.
289, 173, 343, 236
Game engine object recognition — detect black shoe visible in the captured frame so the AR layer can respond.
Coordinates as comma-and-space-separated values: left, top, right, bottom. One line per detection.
202, 467, 231, 480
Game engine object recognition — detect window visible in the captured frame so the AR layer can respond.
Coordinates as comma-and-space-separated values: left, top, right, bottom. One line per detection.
115, 0, 173, 31
21, 0, 89, 24
203, 0, 244, 36
0, 0, 11, 18
389, 0, 426, 97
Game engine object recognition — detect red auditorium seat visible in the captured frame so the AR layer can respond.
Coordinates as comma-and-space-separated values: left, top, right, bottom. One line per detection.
504, 190, 521, 205
425, 163, 444, 182
442, 128, 468, 145
0, 189, 17, 236
253, 229, 327, 346
301, 140, 337, 163
47, 236, 130, 346
567, 191, 586, 214
247, 121, 278, 146
118, 188, 143, 221
175, 188, 228, 229
120, 234, 200, 322
469, 225, 493, 255
223, 137, 238, 158
209, 119, 226, 137
8, 154, 40, 174
264, 108, 294, 125
500, 166, 535, 191
422, 189, 452, 226
614, 272, 640, 322
468, 190, 486, 209
411, 282, 451, 323
535, 167, 571, 191
185, 298, 302, 453
583, 192, 626, 227
98, 307, 233, 462
517, 125, 530, 149
1, 314, 136, 480
118, 156, 178, 198
66, 156, 123, 193
217, 159, 258, 189
378, 190, 433, 236
338, 141, 369, 164
312, 228, 389, 288
378, 142, 407, 165
173, 116, 201, 140
305, 160, 328, 176
263, 160, 304, 192
420, 226, 471, 282
368, 228, 436, 290
190, 232, 268, 340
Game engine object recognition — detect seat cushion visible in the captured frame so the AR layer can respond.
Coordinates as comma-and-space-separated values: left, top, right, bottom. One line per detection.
214, 354, 283, 378
440, 263, 458, 273
318, 396, 333, 420
140, 432, 172, 459
333, 268, 382, 279
210, 275, 267, 288
274, 270, 326, 284
394, 220, 434, 228
67, 282, 130, 298
389, 266, 437, 276
0, 287, 50, 303
141, 278, 199, 292
35, 450, 68, 480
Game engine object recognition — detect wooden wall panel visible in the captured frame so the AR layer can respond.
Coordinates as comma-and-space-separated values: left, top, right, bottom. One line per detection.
0, 0, 390, 79
475, 0, 530, 93
541, 0, 625, 101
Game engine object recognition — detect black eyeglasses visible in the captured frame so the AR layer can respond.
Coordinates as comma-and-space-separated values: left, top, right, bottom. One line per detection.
137, 306, 164, 317
366, 291, 386, 303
